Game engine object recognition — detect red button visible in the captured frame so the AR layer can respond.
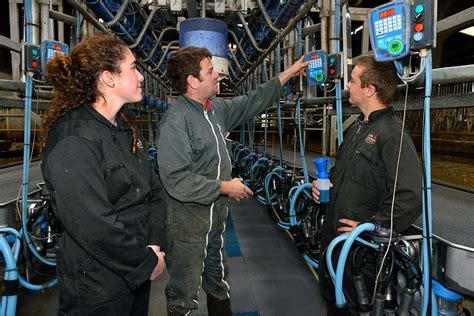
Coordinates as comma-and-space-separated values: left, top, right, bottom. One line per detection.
414, 23, 424, 32
330, 69, 336, 75
32, 61, 39, 68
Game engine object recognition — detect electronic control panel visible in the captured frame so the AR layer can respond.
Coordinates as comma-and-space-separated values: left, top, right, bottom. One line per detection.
305, 50, 328, 85
368, 1, 410, 61
410, 0, 436, 50
40, 40, 69, 75
327, 53, 342, 80
23, 44, 41, 74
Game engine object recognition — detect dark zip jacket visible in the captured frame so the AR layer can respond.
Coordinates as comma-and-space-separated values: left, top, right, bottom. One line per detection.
41, 105, 166, 292
321, 107, 422, 246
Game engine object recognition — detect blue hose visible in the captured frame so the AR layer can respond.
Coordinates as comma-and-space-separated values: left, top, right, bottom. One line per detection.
421, 51, 433, 316
326, 233, 379, 284
0, 235, 18, 316
288, 183, 312, 226
303, 254, 319, 269
334, 223, 376, 307
264, 167, 285, 205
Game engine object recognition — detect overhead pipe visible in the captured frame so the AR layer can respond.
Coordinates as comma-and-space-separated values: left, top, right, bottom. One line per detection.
187, 0, 198, 18
256, 0, 281, 33
49, 9, 76, 25
228, 48, 245, 74
233, 0, 315, 89
104, 0, 130, 28
129, 7, 160, 49
235, 11, 266, 53
152, 40, 179, 72
81, 0, 135, 44
68, 0, 110, 33
142, 27, 178, 62
67, 0, 169, 90
228, 62, 240, 82
40, 2, 51, 42
302, 23, 321, 37
201, 0, 206, 17
31, 0, 40, 44
320, 0, 329, 52
332, 0, 343, 145
228, 30, 252, 66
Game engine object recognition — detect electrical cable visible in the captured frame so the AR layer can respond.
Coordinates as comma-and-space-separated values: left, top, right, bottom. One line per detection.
371, 57, 412, 302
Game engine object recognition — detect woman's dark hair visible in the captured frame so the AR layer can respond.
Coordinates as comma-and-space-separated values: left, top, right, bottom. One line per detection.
42, 35, 140, 153
166, 47, 212, 94
354, 55, 400, 105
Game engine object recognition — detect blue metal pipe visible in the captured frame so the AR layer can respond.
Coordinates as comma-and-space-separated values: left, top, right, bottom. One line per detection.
84, 0, 135, 44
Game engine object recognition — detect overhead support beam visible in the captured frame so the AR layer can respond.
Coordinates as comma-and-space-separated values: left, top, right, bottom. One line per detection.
430, 64, 474, 85
0, 97, 50, 111
302, 64, 474, 107
327, 93, 474, 115
0, 35, 21, 53
233, 0, 316, 89
437, 6, 474, 36
0, 79, 53, 99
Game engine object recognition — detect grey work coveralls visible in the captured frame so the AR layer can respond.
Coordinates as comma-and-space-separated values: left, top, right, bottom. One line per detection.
157, 78, 281, 314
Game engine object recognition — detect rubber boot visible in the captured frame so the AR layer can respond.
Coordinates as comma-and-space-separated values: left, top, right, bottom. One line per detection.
207, 294, 232, 316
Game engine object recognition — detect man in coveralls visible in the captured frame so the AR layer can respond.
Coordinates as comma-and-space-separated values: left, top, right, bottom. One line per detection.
312, 55, 422, 315
158, 46, 308, 315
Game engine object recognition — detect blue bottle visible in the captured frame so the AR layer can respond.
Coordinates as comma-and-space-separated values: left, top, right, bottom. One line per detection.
314, 157, 331, 203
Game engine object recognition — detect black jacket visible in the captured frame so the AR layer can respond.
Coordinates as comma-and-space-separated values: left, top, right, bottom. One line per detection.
321, 107, 422, 246
41, 105, 166, 292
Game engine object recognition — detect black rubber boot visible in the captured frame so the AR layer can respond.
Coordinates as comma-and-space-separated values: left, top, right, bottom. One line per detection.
207, 294, 232, 316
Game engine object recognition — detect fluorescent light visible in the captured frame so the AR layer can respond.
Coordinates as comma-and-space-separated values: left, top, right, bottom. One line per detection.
460, 26, 474, 37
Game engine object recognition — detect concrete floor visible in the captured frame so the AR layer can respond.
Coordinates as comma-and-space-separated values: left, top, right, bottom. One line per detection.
16, 198, 326, 316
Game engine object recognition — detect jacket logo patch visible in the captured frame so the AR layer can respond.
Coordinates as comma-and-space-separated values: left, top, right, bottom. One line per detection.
137, 139, 144, 149
365, 133, 377, 145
